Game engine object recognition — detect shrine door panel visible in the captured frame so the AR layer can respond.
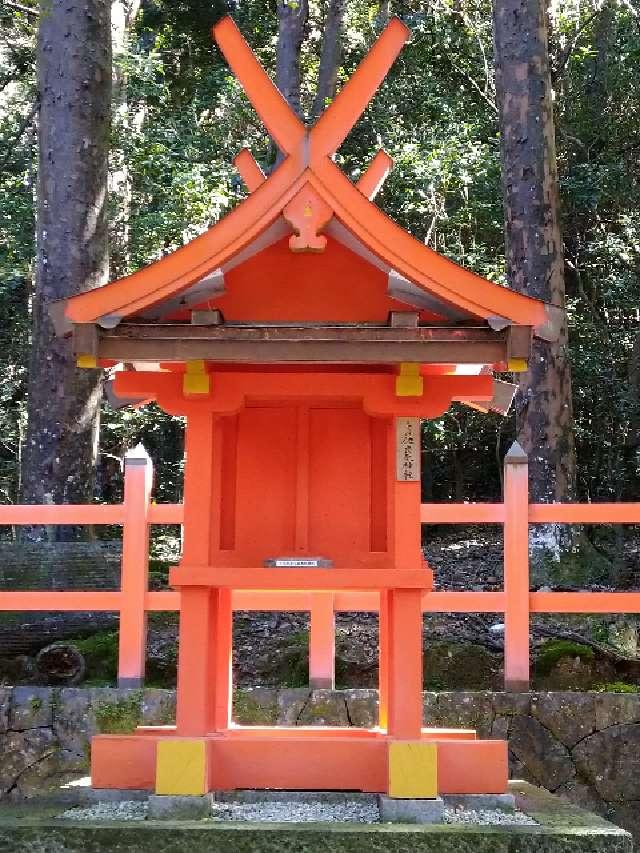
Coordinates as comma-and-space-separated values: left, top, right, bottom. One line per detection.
231, 406, 298, 561
308, 407, 372, 560
223, 404, 388, 566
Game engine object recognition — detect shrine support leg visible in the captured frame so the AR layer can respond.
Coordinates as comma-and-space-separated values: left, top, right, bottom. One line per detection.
175, 586, 232, 736
379, 588, 423, 738
175, 410, 233, 737
309, 592, 335, 689
380, 417, 424, 737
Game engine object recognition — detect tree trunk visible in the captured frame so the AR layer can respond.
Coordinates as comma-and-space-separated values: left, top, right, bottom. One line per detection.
21, 0, 111, 538
276, 0, 309, 122
492, 0, 576, 559
311, 0, 347, 122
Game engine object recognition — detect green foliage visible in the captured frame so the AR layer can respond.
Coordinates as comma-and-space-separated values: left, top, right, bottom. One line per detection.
93, 691, 143, 734
74, 632, 119, 685
535, 639, 595, 676
594, 682, 640, 694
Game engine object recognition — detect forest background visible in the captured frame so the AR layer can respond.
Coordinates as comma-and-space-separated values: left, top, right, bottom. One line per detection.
1, 0, 639, 533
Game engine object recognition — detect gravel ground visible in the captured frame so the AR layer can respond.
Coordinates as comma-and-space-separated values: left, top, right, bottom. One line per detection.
444, 806, 538, 826
59, 799, 538, 826
210, 799, 381, 823
60, 801, 149, 822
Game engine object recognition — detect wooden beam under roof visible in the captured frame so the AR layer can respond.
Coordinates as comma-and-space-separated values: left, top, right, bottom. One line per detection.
96, 323, 530, 365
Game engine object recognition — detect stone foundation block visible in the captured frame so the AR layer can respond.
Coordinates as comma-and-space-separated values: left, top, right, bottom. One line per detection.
378, 795, 444, 824
148, 794, 211, 820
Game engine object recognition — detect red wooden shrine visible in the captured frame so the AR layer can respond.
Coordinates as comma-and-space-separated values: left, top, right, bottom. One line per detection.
60, 16, 559, 798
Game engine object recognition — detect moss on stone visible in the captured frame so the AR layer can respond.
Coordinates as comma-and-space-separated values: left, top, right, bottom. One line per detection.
233, 690, 278, 725
535, 640, 595, 676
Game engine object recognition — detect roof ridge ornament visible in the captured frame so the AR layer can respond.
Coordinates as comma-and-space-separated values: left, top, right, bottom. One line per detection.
217, 15, 406, 251
60, 14, 559, 340
212, 15, 408, 162
283, 185, 333, 252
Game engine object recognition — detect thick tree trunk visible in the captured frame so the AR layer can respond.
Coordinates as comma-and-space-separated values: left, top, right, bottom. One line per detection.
276, 0, 309, 122
492, 0, 576, 558
311, 0, 347, 122
21, 0, 111, 537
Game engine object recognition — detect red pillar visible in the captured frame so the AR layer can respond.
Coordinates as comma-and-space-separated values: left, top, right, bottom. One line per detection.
309, 592, 335, 689
503, 441, 530, 692
382, 588, 423, 738
118, 445, 152, 688
379, 417, 424, 738
175, 410, 233, 735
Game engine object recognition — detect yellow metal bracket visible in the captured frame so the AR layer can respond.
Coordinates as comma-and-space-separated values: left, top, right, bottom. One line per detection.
183, 359, 211, 396
76, 355, 98, 369
395, 363, 423, 397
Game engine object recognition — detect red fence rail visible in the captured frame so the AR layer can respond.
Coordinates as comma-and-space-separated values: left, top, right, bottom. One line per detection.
0, 443, 639, 690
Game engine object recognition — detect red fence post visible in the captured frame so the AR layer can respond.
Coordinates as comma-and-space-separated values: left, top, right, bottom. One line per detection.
309, 592, 335, 688
503, 441, 530, 691
117, 444, 153, 688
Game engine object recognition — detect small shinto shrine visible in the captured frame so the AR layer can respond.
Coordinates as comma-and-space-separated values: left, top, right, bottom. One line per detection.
59, 16, 559, 800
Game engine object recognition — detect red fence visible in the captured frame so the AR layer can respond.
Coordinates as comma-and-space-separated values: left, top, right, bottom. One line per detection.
1, 443, 639, 690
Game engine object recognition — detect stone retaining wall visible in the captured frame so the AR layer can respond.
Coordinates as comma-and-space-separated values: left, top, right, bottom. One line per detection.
0, 687, 638, 840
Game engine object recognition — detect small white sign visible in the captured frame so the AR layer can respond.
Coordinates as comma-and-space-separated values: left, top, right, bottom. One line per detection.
274, 559, 321, 568
396, 417, 421, 482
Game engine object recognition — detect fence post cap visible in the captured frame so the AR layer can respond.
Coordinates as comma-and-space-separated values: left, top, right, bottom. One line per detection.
505, 440, 528, 465
124, 443, 151, 467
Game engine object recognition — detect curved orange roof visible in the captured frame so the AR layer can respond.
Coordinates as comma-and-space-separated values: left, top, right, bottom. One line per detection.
64, 15, 560, 340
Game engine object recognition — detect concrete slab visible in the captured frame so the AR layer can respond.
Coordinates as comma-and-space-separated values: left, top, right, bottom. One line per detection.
0, 782, 631, 853
379, 795, 445, 824
443, 793, 515, 812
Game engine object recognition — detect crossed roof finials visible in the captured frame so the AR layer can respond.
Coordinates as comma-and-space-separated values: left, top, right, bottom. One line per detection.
63, 15, 558, 340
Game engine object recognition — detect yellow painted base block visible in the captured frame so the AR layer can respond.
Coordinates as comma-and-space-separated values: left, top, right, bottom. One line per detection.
155, 738, 207, 796
388, 740, 438, 799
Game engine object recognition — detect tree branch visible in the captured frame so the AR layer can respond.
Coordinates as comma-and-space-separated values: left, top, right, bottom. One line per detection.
0, 100, 38, 171
1, 1, 38, 16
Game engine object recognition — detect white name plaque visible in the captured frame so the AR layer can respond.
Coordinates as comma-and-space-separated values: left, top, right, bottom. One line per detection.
264, 556, 333, 568
396, 417, 421, 482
